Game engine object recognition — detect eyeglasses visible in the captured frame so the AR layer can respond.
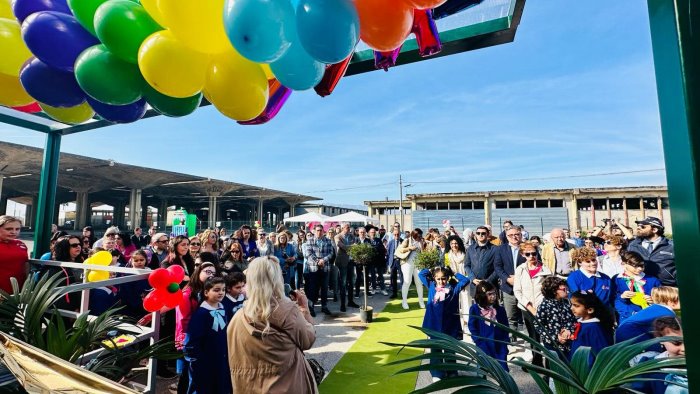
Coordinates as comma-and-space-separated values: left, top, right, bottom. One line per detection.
69, 243, 81, 248
557, 287, 568, 292
202, 269, 216, 275
157, 239, 168, 244
523, 252, 537, 257
190, 242, 201, 246
475, 232, 487, 236
506, 233, 521, 238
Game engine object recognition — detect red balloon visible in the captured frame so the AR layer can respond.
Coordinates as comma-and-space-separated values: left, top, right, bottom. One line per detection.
412, 9, 441, 57
12, 102, 41, 113
148, 268, 172, 289
167, 264, 185, 284
164, 289, 183, 309
314, 54, 353, 97
143, 289, 166, 312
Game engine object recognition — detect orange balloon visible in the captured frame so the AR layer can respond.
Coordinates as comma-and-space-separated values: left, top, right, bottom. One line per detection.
403, 0, 448, 10
356, 0, 414, 52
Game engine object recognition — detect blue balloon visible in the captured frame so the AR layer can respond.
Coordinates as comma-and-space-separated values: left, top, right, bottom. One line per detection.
296, 0, 359, 64
13, 0, 71, 23
22, 11, 99, 72
19, 57, 85, 107
86, 96, 146, 123
224, 0, 295, 63
270, 23, 324, 90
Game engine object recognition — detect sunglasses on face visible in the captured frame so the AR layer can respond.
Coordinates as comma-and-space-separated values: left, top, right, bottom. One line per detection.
190, 242, 201, 246
69, 243, 81, 248
157, 240, 168, 244
475, 232, 487, 235
523, 252, 537, 257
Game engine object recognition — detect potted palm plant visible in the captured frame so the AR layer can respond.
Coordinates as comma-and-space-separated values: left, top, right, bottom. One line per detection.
348, 243, 375, 323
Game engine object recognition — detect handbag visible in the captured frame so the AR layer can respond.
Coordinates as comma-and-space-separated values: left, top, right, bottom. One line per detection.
266, 320, 325, 386
394, 240, 410, 261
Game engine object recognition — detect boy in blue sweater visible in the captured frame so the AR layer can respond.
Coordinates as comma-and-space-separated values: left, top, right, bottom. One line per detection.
567, 247, 613, 306
616, 286, 679, 349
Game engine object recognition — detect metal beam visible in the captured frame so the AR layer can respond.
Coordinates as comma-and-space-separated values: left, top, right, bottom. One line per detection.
647, 0, 699, 390
32, 132, 61, 258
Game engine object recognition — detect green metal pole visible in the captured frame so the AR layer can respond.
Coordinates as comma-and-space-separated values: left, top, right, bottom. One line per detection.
647, 0, 699, 390
32, 131, 61, 258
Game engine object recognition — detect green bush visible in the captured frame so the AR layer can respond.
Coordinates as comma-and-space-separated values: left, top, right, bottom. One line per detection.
349, 243, 375, 266
415, 248, 442, 270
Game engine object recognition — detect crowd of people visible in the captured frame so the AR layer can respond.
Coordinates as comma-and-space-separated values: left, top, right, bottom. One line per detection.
0, 214, 688, 393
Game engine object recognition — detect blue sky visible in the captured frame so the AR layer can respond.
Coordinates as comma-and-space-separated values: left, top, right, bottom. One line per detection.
0, 1, 666, 206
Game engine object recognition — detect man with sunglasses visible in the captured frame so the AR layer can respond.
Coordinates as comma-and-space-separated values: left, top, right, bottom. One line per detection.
627, 216, 676, 286
147, 232, 169, 269
464, 226, 498, 297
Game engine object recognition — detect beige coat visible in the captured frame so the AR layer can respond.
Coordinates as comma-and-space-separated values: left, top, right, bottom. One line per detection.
513, 263, 553, 311
228, 298, 317, 394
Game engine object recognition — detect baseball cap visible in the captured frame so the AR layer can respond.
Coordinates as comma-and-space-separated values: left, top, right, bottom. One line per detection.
635, 216, 664, 228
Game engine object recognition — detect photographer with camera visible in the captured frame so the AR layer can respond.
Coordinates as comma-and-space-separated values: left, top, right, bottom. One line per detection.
590, 218, 634, 240
228, 257, 318, 393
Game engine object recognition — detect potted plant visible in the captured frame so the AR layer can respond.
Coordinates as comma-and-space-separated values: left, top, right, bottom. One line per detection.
415, 247, 442, 271
348, 243, 375, 323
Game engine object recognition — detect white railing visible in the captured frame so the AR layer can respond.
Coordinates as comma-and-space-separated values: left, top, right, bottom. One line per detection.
27, 259, 161, 393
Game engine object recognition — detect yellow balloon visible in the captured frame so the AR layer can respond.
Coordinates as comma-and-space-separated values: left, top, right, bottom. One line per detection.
140, 0, 166, 27
0, 1, 13, 19
87, 270, 110, 282
0, 73, 33, 107
261, 64, 274, 80
204, 51, 268, 121
159, 0, 231, 54
0, 18, 32, 77
39, 102, 95, 124
138, 30, 209, 98
92, 250, 113, 266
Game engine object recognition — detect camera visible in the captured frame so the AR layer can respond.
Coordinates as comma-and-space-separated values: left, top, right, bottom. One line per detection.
602, 218, 611, 224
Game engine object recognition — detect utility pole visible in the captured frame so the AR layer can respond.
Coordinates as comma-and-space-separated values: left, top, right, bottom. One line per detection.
399, 175, 404, 230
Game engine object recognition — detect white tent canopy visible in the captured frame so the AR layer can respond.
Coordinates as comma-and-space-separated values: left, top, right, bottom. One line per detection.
283, 212, 331, 223
329, 211, 378, 224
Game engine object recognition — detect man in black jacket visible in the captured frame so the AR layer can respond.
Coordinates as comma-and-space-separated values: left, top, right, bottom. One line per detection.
465, 226, 499, 297
627, 216, 676, 286
494, 226, 526, 333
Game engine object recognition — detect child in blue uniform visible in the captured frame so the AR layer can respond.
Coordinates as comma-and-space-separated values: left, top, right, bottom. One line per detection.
221, 272, 246, 316
616, 286, 679, 348
613, 251, 662, 323
468, 281, 510, 371
567, 247, 613, 306
119, 250, 151, 320
569, 291, 614, 366
419, 266, 469, 382
184, 277, 232, 394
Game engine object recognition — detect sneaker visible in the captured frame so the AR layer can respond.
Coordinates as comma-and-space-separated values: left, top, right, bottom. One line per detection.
432, 377, 441, 383
402, 301, 409, 310
418, 302, 425, 309
381, 289, 389, 296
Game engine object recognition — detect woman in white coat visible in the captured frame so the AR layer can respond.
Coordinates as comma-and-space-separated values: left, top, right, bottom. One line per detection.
396, 229, 425, 310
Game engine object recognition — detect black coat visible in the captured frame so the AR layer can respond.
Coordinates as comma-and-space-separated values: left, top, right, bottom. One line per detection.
493, 243, 526, 295
464, 242, 499, 296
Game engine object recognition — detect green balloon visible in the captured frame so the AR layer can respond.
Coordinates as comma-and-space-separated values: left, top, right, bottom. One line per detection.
75, 45, 145, 105
68, 0, 138, 37
143, 84, 202, 117
95, 0, 162, 63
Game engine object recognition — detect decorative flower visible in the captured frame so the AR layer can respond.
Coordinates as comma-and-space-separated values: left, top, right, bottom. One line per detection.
142, 265, 185, 312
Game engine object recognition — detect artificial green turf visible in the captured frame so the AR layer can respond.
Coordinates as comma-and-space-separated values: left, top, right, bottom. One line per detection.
319, 291, 426, 393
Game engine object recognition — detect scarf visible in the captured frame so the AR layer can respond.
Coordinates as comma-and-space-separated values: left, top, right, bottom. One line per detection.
621, 272, 646, 292
210, 309, 227, 332
433, 286, 450, 304
447, 251, 465, 269
480, 306, 497, 325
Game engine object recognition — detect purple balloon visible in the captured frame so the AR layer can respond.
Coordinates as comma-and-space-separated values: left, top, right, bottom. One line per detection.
22, 11, 99, 73
87, 97, 147, 123
373, 46, 401, 71
19, 57, 85, 107
12, 0, 71, 23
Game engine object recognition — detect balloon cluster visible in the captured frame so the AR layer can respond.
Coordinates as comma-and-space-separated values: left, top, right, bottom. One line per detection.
84, 250, 113, 282
0, 0, 447, 125
142, 265, 185, 312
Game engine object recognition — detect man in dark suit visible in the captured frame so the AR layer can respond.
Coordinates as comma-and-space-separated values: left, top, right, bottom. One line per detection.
465, 226, 499, 297
494, 225, 525, 334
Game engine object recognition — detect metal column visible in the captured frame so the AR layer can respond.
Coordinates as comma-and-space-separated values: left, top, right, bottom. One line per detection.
32, 131, 61, 258
647, 0, 699, 389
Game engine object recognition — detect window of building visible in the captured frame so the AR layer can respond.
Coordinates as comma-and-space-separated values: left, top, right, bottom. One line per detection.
550, 199, 564, 208
592, 199, 607, 210
473, 201, 485, 209
609, 198, 624, 210
521, 200, 534, 208
495, 200, 508, 209
626, 198, 641, 209
416, 203, 426, 210
508, 201, 520, 209
661, 198, 670, 209
437, 202, 448, 210
426, 202, 437, 210
643, 198, 658, 209
537, 200, 549, 208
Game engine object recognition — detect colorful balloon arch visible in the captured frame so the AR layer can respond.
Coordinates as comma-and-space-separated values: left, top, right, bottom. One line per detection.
0, 0, 480, 125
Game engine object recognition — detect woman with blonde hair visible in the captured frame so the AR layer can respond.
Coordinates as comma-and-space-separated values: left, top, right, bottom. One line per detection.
188, 235, 202, 261
199, 229, 220, 263
227, 257, 317, 393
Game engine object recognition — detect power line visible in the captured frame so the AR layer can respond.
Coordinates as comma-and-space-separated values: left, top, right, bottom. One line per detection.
304, 182, 396, 193
407, 168, 666, 185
